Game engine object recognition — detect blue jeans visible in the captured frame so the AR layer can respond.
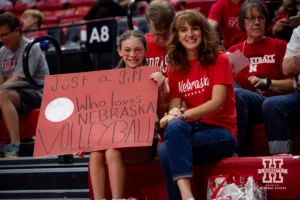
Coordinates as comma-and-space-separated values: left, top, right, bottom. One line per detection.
158, 119, 236, 200
235, 88, 300, 155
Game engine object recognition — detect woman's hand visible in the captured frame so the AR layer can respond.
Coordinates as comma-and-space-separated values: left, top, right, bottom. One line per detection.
168, 107, 185, 119
272, 18, 289, 35
73, 150, 84, 158
150, 72, 165, 87
248, 76, 266, 88
160, 114, 177, 128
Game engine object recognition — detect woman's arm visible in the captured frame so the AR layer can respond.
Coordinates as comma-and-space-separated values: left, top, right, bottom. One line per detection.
248, 76, 294, 94
160, 97, 182, 128
269, 79, 294, 94
183, 85, 228, 120
283, 52, 300, 76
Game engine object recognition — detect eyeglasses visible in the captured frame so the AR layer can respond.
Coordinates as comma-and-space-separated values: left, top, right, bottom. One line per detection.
150, 32, 170, 39
0, 31, 13, 40
245, 16, 265, 23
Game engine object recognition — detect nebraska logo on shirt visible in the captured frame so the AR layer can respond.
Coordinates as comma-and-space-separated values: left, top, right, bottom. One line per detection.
146, 55, 168, 74
178, 77, 210, 96
2, 57, 15, 77
228, 17, 239, 29
248, 54, 275, 73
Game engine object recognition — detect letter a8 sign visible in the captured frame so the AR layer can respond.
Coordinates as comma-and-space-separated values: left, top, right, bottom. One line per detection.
86, 19, 116, 53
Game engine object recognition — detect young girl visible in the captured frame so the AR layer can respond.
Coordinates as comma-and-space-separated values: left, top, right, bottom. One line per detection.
75, 29, 167, 200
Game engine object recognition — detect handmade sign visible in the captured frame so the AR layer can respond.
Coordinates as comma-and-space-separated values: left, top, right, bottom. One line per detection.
228, 50, 250, 73
33, 66, 159, 157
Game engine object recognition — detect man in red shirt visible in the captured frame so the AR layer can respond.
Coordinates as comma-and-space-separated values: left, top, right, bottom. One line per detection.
145, 0, 176, 76
208, 0, 265, 50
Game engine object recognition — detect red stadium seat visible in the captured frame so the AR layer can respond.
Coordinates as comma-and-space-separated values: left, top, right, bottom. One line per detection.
75, 6, 92, 16
60, 14, 85, 25
88, 157, 300, 200
248, 123, 300, 156
0, 109, 39, 141
68, 0, 97, 8
43, 16, 60, 26
7, 3, 30, 15
36, 2, 64, 11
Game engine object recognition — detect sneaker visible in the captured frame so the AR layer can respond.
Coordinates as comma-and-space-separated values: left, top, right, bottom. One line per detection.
2, 143, 19, 158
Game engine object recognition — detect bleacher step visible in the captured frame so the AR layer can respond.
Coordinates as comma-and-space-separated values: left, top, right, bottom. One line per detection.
0, 189, 89, 199
0, 156, 90, 199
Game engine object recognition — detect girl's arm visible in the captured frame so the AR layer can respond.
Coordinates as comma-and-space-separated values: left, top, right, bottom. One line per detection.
157, 78, 169, 119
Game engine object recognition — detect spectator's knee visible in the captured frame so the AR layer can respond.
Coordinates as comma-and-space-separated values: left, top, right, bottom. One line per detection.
262, 97, 283, 116
234, 88, 245, 104
105, 149, 122, 164
164, 119, 188, 138
0, 89, 10, 107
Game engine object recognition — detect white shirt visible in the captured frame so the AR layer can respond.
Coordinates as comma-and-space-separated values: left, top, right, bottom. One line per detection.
284, 25, 300, 59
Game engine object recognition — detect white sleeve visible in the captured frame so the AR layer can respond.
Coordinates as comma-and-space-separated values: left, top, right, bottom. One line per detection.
284, 26, 300, 59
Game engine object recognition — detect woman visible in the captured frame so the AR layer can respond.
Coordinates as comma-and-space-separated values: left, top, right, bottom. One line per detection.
268, 0, 300, 42
158, 10, 237, 200
228, 0, 294, 156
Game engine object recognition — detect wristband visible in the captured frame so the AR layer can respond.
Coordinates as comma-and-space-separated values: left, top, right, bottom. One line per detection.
266, 78, 272, 89
262, 78, 271, 90
180, 110, 186, 120
294, 76, 300, 91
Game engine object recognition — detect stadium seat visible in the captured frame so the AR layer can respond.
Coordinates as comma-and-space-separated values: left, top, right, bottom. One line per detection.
88, 156, 300, 200
43, 16, 60, 27
36, 2, 64, 11
7, 3, 29, 15
0, 109, 39, 141
248, 123, 300, 156
68, 0, 97, 8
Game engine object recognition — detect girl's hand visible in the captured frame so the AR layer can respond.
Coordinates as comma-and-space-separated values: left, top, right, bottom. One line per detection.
160, 114, 177, 128
150, 72, 165, 87
248, 76, 265, 88
73, 150, 84, 158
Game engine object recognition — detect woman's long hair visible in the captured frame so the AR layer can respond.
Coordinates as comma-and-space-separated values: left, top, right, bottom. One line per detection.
117, 30, 148, 68
167, 10, 221, 72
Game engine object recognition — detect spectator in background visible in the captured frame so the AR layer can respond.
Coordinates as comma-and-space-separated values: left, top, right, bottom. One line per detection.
21, 9, 47, 39
228, 0, 295, 156
145, 0, 176, 119
208, 0, 248, 50
282, 25, 300, 76
270, 26, 300, 155
268, 0, 300, 42
145, 0, 176, 76
0, 12, 49, 158
208, 0, 265, 50
0, 0, 13, 10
